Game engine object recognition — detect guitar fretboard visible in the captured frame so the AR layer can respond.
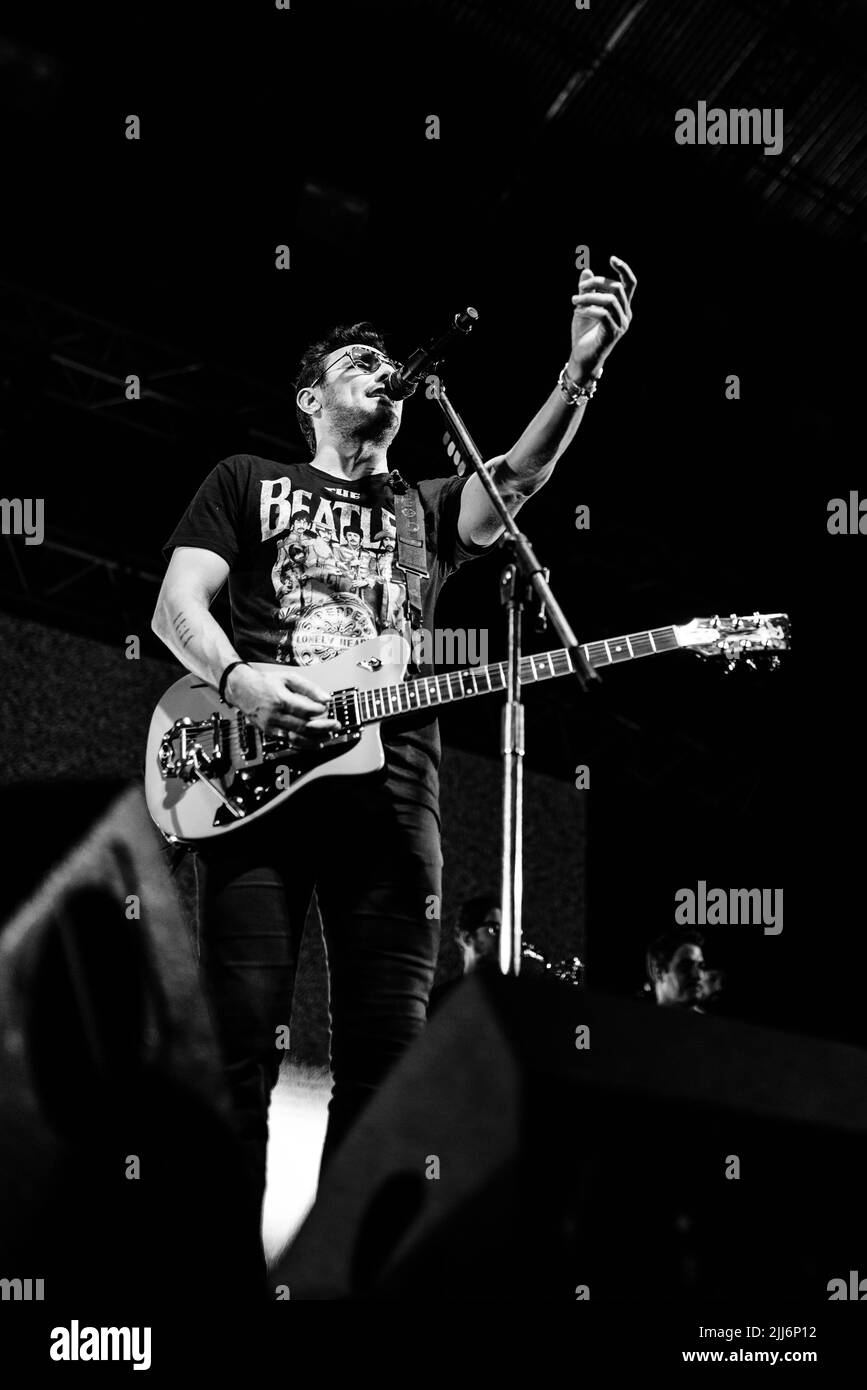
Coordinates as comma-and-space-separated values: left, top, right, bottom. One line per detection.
353, 625, 680, 724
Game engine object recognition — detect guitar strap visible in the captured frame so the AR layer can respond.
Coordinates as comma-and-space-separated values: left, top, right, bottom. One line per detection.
389, 470, 429, 633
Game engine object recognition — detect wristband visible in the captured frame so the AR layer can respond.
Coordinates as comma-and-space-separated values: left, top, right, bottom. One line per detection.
558, 361, 603, 405
218, 660, 250, 702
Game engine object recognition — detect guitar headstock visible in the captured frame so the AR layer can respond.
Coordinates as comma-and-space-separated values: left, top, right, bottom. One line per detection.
676, 612, 790, 671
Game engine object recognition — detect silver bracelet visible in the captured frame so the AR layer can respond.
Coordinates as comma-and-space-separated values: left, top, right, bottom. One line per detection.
558, 361, 602, 405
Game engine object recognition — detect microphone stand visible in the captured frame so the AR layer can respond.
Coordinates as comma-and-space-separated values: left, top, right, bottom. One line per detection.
430, 314, 597, 976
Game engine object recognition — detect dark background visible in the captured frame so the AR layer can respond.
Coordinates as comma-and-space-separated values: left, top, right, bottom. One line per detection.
1, 0, 864, 1040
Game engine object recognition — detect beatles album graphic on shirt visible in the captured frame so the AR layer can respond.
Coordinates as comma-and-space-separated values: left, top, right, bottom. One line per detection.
261, 475, 408, 665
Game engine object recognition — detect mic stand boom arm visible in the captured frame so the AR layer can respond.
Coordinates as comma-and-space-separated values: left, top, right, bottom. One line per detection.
431, 372, 596, 977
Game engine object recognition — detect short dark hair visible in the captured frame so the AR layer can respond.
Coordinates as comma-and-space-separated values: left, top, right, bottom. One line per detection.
646, 929, 705, 982
292, 320, 387, 456
455, 893, 500, 942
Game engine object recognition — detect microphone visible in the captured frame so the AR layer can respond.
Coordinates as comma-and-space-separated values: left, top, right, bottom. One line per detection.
383, 307, 478, 400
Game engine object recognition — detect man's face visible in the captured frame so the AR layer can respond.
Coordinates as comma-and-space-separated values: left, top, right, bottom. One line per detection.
310, 344, 403, 448
459, 907, 501, 971
655, 943, 707, 1007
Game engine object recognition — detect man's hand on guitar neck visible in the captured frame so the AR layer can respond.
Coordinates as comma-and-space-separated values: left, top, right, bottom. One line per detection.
224, 662, 341, 745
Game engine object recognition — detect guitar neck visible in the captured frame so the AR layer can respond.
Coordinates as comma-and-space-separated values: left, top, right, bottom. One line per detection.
355, 625, 682, 724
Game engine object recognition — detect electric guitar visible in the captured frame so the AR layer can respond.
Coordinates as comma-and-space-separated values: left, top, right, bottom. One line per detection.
144, 612, 789, 843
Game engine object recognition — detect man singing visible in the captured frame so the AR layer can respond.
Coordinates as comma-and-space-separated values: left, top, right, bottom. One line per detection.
151, 256, 636, 1263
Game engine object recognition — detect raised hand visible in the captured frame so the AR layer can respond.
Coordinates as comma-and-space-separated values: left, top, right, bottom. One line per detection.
569, 254, 637, 380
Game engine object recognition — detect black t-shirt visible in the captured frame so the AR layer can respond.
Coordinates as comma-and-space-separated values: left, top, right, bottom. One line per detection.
163, 454, 490, 821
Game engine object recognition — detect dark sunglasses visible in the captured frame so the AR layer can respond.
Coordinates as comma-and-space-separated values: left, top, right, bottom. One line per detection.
309, 345, 401, 389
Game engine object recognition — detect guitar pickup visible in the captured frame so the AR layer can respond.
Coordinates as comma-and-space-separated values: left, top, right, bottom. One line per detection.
229, 713, 265, 768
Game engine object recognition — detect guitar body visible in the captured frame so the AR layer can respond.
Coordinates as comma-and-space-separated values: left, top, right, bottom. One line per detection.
144, 636, 407, 843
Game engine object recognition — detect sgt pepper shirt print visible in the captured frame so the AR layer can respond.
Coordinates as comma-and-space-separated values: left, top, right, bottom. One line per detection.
263, 472, 408, 665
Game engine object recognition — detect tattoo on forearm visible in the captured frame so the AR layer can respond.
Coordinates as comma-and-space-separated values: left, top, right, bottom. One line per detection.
171, 610, 195, 650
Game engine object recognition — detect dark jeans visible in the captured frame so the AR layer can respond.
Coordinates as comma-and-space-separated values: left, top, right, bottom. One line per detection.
193, 775, 442, 1248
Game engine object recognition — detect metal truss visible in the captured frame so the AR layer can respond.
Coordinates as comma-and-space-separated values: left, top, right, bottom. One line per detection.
0, 279, 301, 451
0, 279, 306, 638
0, 529, 167, 646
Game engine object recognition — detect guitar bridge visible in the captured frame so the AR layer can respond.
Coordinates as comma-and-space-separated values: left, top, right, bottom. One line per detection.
158, 711, 264, 782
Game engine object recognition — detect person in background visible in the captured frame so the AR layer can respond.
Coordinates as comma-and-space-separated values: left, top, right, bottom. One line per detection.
644, 930, 723, 1013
